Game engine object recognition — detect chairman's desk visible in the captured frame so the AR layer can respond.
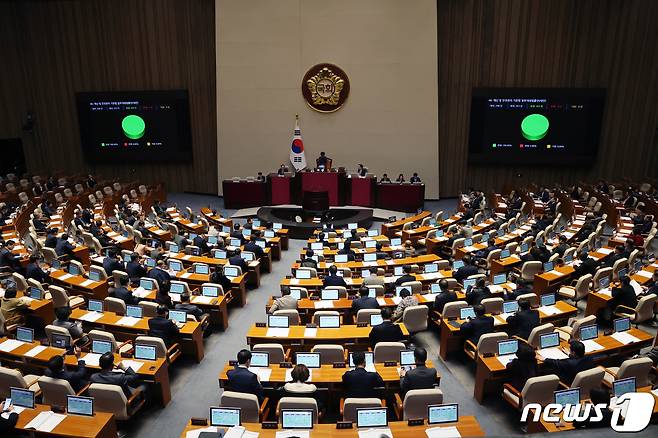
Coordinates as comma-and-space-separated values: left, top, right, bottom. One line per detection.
181, 418, 485, 438
439, 300, 578, 361
0, 337, 171, 406
222, 179, 268, 209
377, 182, 425, 212
473, 327, 654, 404
245, 324, 409, 349
14, 404, 117, 438
69, 308, 205, 363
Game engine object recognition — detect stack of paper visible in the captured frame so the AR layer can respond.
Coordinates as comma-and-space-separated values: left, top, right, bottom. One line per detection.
314, 301, 334, 309
630, 280, 644, 296
247, 367, 272, 382
582, 340, 604, 353
58, 273, 73, 281
25, 345, 47, 357
489, 285, 504, 294
391, 296, 402, 305
538, 347, 569, 360
426, 426, 461, 438
597, 288, 612, 297
358, 428, 392, 438
79, 311, 104, 322
304, 328, 317, 338
266, 328, 289, 337
192, 295, 214, 304
496, 354, 516, 367
538, 305, 561, 316
289, 279, 300, 285
121, 360, 144, 372
116, 316, 140, 326
611, 331, 640, 345
180, 272, 193, 279
131, 287, 150, 298
635, 270, 653, 279
80, 279, 95, 287
24, 411, 66, 432
377, 298, 388, 306
83, 353, 102, 367
598, 248, 614, 255
0, 339, 25, 352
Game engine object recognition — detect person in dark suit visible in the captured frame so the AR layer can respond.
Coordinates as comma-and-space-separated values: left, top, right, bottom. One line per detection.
226, 349, 264, 401
604, 245, 626, 268
323, 265, 347, 287
394, 265, 416, 286
148, 260, 172, 294
554, 235, 569, 257
506, 299, 540, 340
573, 388, 614, 429
55, 235, 76, 259
369, 307, 404, 346
380, 173, 391, 183
192, 234, 210, 255
175, 293, 206, 321
504, 278, 532, 301
244, 232, 265, 258
0, 400, 18, 433
32, 212, 48, 232
433, 279, 457, 313
351, 286, 379, 314
25, 255, 49, 283
102, 249, 124, 276
466, 278, 491, 306
399, 347, 437, 396
460, 304, 494, 345
0, 241, 22, 272
45, 349, 88, 392
300, 250, 318, 269
409, 173, 421, 183
574, 252, 598, 277
228, 248, 248, 272
375, 243, 388, 260
110, 276, 140, 305
316, 151, 329, 169
45, 228, 59, 248
210, 267, 233, 293
599, 275, 637, 326
454, 256, 479, 282
125, 254, 147, 283
229, 224, 244, 244
505, 343, 539, 391
338, 240, 356, 261
543, 340, 594, 385
147, 305, 180, 346
90, 352, 144, 398
342, 351, 384, 398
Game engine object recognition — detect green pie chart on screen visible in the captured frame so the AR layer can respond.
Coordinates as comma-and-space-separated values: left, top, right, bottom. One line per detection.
122, 115, 146, 140
521, 113, 549, 141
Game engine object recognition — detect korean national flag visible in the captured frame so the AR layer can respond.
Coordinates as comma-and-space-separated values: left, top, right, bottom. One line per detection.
289, 115, 307, 171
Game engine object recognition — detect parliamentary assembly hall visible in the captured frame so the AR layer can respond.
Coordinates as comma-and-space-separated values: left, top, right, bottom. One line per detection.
0, 0, 657, 437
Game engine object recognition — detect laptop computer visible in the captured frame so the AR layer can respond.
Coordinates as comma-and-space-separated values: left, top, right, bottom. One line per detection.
349, 352, 374, 368
400, 350, 415, 370
539, 332, 560, 349
543, 261, 554, 272
195, 264, 210, 274
365, 240, 377, 249
213, 249, 228, 259
540, 294, 556, 307
428, 403, 458, 425
500, 249, 511, 258
268, 315, 289, 328
10, 387, 35, 409
281, 409, 314, 429
502, 301, 519, 314
463, 278, 476, 291
169, 310, 187, 324
28, 286, 43, 300
202, 285, 219, 297
460, 307, 476, 320
224, 266, 239, 277
321, 289, 339, 300
364, 253, 377, 262
210, 407, 241, 427
493, 273, 507, 285
370, 314, 383, 326
613, 317, 631, 333
579, 324, 598, 341
453, 260, 465, 270
295, 269, 312, 279
16, 327, 34, 343
88, 270, 101, 282
554, 388, 580, 406
425, 263, 439, 273
295, 352, 321, 368
67, 395, 94, 416
613, 377, 636, 398
335, 254, 348, 263
356, 407, 388, 428
318, 315, 340, 328
249, 351, 269, 367
134, 344, 157, 361
91, 339, 113, 355
88, 299, 104, 313
51, 333, 71, 349
497, 339, 518, 356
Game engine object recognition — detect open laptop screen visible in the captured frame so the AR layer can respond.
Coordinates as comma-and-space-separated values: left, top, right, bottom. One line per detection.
428, 403, 458, 425
210, 407, 241, 426
356, 407, 388, 428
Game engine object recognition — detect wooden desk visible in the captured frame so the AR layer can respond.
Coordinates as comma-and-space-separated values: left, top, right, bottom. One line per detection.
472, 327, 653, 403
291, 254, 441, 277
50, 270, 109, 299
181, 418, 485, 437
533, 265, 576, 295
245, 323, 409, 349
70, 308, 205, 362
166, 208, 205, 233
381, 211, 431, 237
280, 270, 453, 293
439, 301, 578, 360
490, 255, 523, 276
15, 404, 117, 438
173, 269, 249, 307
170, 251, 264, 287
141, 290, 229, 331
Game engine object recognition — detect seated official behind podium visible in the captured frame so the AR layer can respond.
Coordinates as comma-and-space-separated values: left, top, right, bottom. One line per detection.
148, 305, 180, 346
369, 307, 404, 346
351, 286, 379, 314
543, 340, 594, 385
91, 352, 146, 399
506, 299, 540, 340
323, 265, 347, 287
380, 174, 391, 183
269, 287, 298, 313
46, 349, 88, 392
227, 349, 264, 401
460, 304, 494, 345
357, 164, 368, 177
399, 347, 437, 396
342, 351, 384, 398
410, 173, 421, 183
433, 279, 457, 313
277, 164, 287, 176
316, 152, 329, 169
396, 174, 405, 183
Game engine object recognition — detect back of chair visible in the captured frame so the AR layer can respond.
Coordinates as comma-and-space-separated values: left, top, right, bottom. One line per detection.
481, 297, 503, 314
521, 374, 560, 408
343, 397, 382, 422
11, 273, 28, 292
104, 297, 126, 315
617, 357, 653, 387
311, 344, 345, 365
442, 301, 468, 319
476, 332, 508, 355
38, 376, 75, 406
402, 305, 428, 333
49, 285, 70, 308
592, 267, 612, 289
611, 258, 628, 280
403, 388, 443, 420
45, 324, 72, 346
569, 315, 596, 340
527, 324, 555, 348
220, 391, 260, 423
356, 309, 381, 324
516, 293, 538, 307
520, 261, 543, 281
139, 301, 159, 317
88, 330, 119, 352
0, 366, 27, 398
135, 336, 168, 359
571, 367, 605, 397
401, 281, 422, 294
273, 309, 300, 326
277, 397, 318, 423
311, 310, 339, 325
253, 343, 286, 364
88, 383, 129, 420
373, 341, 405, 363
634, 294, 657, 323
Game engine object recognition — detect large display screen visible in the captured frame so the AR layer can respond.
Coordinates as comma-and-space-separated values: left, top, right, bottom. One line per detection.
468, 88, 605, 165
76, 90, 193, 163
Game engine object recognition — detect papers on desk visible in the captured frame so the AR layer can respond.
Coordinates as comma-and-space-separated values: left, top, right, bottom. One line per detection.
611, 331, 640, 345
180, 272, 193, 279
562, 232, 575, 239
132, 287, 150, 298
546, 270, 562, 276
0, 339, 26, 352
121, 359, 144, 372
573, 220, 585, 226
289, 279, 300, 285
488, 285, 504, 294
192, 295, 214, 304
24, 345, 47, 357
426, 426, 461, 438
362, 261, 378, 267
171, 293, 182, 303
391, 296, 402, 305
2, 406, 25, 419
635, 270, 653, 279
493, 317, 505, 327
630, 280, 644, 296
538, 305, 561, 316
116, 316, 140, 327
496, 353, 516, 367
358, 428, 392, 438
582, 339, 605, 353
24, 411, 66, 432
83, 353, 102, 367
266, 327, 290, 337
182, 255, 192, 260
597, 288, 612, 297
377, 298, 388, 306
463, 245, 477, 252
304, 328, 317, 338
79, 311, 104, 322
285, 368, 313, 382
598, 248, 614, 255
538, 347, 569, 361
58, 273, 73, 281
248, 367, 272, 382
314, 301, 334, 309
422, 272, 445, 280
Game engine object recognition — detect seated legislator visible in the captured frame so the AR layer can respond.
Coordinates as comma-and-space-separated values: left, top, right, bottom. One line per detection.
210, 267, 234, 293
505, 343, 539, 392
175, 293, 207, 321
126, 253, 148, 283
282, 364, 323, 409
244, 231, 265, 259
543, 340, 594, 385
228, 248, 248, 272
0, 401, 18, 434
111, 276, 140, 306
0, 285, 30, 322
394, 265, 416, 287
46, 349, 88, 392
573, 388, 614, 429
363, 267, 385, 287
90, 352, 145, 398
44, 228, 59, 249
380, 173, 391, 183
53, 306, 89, 345
323, 265, 347, 287
102, 249, 125, 277
147, 305, 181, 346
25, 255, 49, 283
399, 347, 438, 396
453, 255, 479, 282
460, 304, 494, 345
369, 307, 404, 346
433, 279, 457, 313
506, 299, 540, 340
227, 349, 264, 401
351, 286, 379, 314
598, 275, 637, 327
465, 278, 492, 306
342, 351, 384, 398
269, 287, 298, 313
393, 288, 418, 321
300, 250, 318, 269
504, 278, 532, 301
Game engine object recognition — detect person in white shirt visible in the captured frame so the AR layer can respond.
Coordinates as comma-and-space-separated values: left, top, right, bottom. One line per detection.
269, 287, 298, 313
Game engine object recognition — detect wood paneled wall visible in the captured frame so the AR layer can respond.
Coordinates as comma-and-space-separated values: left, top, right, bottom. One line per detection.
0, 0, 217, 193
438, 0, 658, 196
